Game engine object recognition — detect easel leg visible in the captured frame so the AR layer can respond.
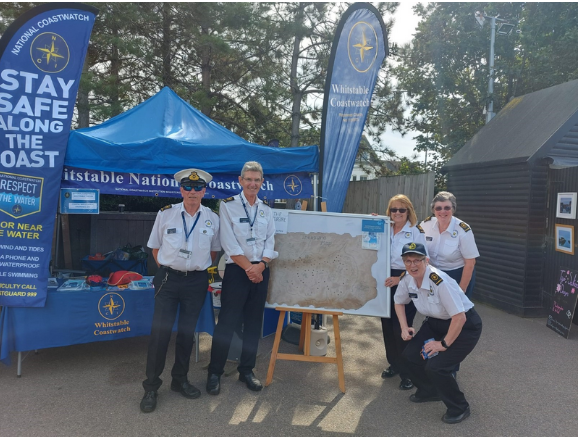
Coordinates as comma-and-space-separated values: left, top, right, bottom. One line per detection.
333, 315, 345, 393
265, 310, 286, 386
303, 313, 312, 356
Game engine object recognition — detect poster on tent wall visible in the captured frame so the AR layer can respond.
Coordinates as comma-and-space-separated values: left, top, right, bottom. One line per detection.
319, 3, 387, 212
0, 3, 98, 307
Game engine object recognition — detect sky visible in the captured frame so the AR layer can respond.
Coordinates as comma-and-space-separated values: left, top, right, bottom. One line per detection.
378, 2, 423, 160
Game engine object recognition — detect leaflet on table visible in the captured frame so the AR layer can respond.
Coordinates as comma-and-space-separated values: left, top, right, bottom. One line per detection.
57, 280, 90, 291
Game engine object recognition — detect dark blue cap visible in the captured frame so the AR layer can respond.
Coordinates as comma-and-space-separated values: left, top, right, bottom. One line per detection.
401, 242, 427, 257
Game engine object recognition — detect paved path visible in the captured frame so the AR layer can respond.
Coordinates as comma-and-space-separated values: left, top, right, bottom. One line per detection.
0, 303, 577, 436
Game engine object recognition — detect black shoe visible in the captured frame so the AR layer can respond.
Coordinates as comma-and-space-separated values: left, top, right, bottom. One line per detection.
409, 393, 442, 403
399, 378, 414, 390
170, 380, 201, 399
239, 372, 263, 391
381, 366, 399, 379
442, 406, 471, 424
206, 374, 220, 395
140, 390, 157, 413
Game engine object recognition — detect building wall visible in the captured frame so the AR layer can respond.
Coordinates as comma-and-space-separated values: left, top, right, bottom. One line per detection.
446, 162, 536, 316
542, 165, 579, 312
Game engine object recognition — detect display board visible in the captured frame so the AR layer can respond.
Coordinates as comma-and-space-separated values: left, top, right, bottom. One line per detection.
267, 210, 391, 317
546, 267, 578, 338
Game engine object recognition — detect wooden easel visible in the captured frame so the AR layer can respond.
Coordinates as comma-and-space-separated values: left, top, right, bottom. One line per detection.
265, 307, 345, 393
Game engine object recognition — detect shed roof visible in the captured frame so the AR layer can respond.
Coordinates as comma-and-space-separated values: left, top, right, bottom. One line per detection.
443, 80, 578, 171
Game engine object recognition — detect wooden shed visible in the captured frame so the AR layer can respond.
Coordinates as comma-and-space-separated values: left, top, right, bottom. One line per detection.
442, 80, 578, 317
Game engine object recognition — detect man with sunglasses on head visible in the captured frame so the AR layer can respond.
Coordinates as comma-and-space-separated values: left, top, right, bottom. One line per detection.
140, 168, 220, 413
206, 161, 278, 395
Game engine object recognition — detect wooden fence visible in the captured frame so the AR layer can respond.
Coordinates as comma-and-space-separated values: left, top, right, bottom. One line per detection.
342, 172, 435, 221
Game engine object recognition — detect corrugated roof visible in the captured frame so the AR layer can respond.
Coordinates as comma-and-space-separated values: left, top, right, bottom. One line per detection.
443, 80, 578, 170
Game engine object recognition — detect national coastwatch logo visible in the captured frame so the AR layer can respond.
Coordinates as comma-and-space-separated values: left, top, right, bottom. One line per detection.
30, 32, 70, 73
98, 293, 125, 320
348, 21, 378, 73
284, 175, 303, 196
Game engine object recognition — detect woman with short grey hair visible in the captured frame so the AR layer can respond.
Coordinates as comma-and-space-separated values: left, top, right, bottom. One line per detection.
420, 191, 479, 298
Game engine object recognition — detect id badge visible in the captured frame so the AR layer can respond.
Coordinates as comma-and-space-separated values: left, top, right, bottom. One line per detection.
178, 249, 192, 259
246, 237, 256, 246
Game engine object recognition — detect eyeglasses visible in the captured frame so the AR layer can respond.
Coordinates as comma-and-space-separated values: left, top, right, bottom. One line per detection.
434, 206, 452, 211
403, 258, 426, 266
390, 208, 407, 213
181, 184, 206, 192
242, 177, 263, 184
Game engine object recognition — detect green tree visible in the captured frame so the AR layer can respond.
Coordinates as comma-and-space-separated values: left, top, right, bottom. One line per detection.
394, 2, 577, 186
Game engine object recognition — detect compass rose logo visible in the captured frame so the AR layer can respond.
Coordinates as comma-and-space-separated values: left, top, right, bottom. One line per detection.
30, 32, 70, 73
98, 293, 125, 320
348, 22, 378, 73
284, 175, 303, 196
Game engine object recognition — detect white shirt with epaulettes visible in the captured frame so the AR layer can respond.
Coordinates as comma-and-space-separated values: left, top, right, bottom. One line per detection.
147, 203, 220, 272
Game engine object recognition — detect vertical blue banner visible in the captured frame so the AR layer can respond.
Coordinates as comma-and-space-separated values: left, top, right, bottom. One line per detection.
0, 3, 98, 307
320, 3, 388, 212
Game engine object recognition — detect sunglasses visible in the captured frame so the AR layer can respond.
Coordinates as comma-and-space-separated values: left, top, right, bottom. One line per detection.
434, 206, 452, 211
181, 184, 206, 192
390, 208, 407, 213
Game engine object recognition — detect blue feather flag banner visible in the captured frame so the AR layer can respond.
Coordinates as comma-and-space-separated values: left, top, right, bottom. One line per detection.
320, 3, 388, 212
0, 3, 98, 307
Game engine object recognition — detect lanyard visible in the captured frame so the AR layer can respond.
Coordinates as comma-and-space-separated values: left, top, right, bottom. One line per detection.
182, 211, 200, 242
240, 194, 258, 230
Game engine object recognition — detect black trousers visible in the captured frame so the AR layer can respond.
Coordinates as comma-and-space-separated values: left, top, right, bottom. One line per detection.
381, 268, 417, 380
142, 267, 209, 392
443, 266, 476, 298
402, 308, 482, 416
208, 263, 269, 376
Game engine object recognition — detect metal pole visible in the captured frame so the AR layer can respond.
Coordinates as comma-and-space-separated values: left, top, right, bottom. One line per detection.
486, 16, 496, 124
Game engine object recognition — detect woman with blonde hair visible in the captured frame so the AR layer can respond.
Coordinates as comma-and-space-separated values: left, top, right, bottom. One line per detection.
380, 194, 428, 390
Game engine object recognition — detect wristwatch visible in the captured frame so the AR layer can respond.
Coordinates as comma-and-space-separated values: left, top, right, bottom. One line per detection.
260, 260, 269, 269
441, 338, 449, 349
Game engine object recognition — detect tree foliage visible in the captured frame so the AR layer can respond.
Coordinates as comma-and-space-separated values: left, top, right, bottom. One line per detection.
394, 2, 578, 187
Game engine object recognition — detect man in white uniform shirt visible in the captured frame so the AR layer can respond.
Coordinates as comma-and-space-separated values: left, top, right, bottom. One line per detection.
394, 243, 482, 424
206, 161, 278, 395
140, 169, 220, 413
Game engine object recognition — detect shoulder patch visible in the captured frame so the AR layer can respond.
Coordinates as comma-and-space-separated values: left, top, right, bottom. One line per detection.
223, 197, 235, 203
160, 204, 173, 212
399, 271, 406, 279
423, 216, 433, 222
261, 198, 270, 207
416, 224, 425, 233
459, 222, 471, 233
429, 272, 443, 285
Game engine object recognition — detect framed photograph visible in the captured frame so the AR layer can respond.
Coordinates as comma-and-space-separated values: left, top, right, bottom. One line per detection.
556, 192, 577, 219
555, 224, 575, 255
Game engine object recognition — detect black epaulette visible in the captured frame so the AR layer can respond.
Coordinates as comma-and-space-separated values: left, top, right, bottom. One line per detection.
160, 204, 173, 212
429, 272, 443, 285
416, 224, 425, 233
399, 271, 406, 279
261, 198, 270, 207
223, 197, 235, 203
459, 222, 471, 233
423, 216, 433, 222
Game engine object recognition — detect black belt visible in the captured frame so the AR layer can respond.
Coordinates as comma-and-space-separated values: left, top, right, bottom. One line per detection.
163, 266, 206, 276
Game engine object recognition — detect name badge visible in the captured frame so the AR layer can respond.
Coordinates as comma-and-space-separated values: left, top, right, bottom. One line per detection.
178, 249, 192, 259
426, 236, 433, 241
167, 228, 177, 234
409, 293, 418, 299
240, 218, 250, 223
246, 237, 256, 246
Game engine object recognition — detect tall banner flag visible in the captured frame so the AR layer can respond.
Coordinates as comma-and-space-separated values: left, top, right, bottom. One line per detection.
0, 3, 98, 307
319, 3, 388, 212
